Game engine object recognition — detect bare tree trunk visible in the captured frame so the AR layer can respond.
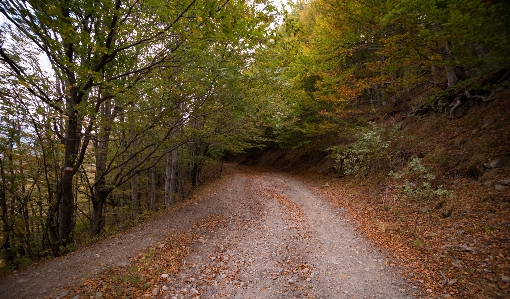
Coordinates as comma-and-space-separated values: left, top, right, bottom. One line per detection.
0, 158, 14, 265
150, 166, 157, 211
131, 161, 140, 218
443, 41, 466, 88
90, 96, 116, 237
165, 145, 178, 207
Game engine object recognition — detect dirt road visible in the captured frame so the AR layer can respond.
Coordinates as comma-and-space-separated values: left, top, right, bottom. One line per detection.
0, 165, 419, 298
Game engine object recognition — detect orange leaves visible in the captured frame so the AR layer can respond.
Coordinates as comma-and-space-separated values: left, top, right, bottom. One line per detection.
62, 231, 196, 299
308, 168, 510, 298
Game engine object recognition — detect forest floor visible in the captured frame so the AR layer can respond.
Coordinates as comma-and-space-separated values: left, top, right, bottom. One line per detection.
0, 164, 422, 299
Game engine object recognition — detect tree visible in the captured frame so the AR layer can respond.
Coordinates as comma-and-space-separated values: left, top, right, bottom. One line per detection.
0, 0, 278, 251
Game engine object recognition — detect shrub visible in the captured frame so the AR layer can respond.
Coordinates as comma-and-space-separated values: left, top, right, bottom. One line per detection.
390, 158, 454, 202
328, 123, 396, 176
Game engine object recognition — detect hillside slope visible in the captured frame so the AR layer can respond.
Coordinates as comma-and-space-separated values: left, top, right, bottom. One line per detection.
238, 78, 510, 298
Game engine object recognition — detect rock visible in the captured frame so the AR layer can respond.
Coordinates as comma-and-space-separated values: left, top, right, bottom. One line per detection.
116, 261, 130, 267
495, 184, 506, 191
73, 296, 80, 299
161, 273, 169, 279
56, 290, 69, 299
95, 292, 103, 298
152, 288, 159, 296
502, 275, 510, 282
124, 288, 132, 295
498, 179, 510, 186
288, 278, 294, 284
162, 285, 169, 291
483, 159, 501, 169
419, 207, 428, 214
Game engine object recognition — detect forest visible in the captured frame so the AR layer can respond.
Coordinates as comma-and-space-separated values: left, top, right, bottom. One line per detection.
0, 0, 509, 291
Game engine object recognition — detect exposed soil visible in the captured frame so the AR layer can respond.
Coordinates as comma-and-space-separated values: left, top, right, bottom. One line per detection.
0, 165, 421, 299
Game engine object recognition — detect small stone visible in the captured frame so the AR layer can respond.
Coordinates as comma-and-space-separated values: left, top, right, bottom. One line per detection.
498, 179, 510, 186
442, 294, 451, 298
495, 184, 506, 191
161, 273, 169, 279
56, 290, 69, 299
484, 159, 501, 169
426, 289, 433, 293
95, 292, 103, 298
162, 285, 169, 291
116, 261, 130, 267
419, 207, 428, 214
124, 289, 132, 295
73, 296, 80, 299
158, 244, 165, 248
502, 275, 510, 282
288, 279, 294, 284
152, 288, 159, 296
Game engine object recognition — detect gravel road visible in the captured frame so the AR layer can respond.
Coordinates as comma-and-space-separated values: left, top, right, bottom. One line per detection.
0, 165, 419, 299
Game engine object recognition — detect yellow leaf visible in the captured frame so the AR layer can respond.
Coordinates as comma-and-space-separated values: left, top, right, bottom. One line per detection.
197, 16, 203, 22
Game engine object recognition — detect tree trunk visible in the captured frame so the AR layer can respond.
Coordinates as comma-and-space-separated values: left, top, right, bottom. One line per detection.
164, 146, 178, 207
58, 80, 80, 247
131, 167, 140, 218
0, 158, 14, 265
150, 166, 157, 211
90, 186, 112, 236
58, 172, 74, 246
443, 41, 466, 88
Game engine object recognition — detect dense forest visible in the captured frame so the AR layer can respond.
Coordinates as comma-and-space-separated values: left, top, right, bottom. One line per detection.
1, 0, 509, 289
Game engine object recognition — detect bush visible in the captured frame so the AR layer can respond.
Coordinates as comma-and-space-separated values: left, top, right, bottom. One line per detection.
328, 123, 396, 176
390, 158, 454, 202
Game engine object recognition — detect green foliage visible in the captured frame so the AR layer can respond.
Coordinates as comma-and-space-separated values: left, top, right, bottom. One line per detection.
328, 123, 395, 176
390, 158, 454, 202
0, 0, 280, 262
